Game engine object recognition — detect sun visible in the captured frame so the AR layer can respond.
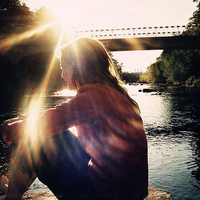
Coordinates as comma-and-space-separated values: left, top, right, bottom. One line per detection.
47, 1, 82, 29
25, 0, 83, 30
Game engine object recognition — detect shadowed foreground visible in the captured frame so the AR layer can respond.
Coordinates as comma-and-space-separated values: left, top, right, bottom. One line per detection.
0, 187, 173, 200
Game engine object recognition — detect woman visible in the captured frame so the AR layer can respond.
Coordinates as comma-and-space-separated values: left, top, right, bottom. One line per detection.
1, 38, 148, 200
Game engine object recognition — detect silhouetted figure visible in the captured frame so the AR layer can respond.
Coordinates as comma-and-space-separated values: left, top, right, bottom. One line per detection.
1, 38, 148, 200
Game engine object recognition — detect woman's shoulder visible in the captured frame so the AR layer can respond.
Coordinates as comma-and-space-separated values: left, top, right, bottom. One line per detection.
77, 83, 135, 108
78, 83, 110, 91
78, 83, 121, 95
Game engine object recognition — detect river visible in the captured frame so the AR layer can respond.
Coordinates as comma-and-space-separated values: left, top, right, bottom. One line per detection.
0, 84, 200, 200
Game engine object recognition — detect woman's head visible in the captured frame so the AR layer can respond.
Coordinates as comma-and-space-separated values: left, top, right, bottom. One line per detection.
60, 37, 139, 109
60, 38, 121, 89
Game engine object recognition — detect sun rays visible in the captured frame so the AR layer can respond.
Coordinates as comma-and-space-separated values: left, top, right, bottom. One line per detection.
0, 14, 72, 151
0, 0, 147, 153
49, 1, 82, 29
19, 23, 68, 147
0, 21, 58, 55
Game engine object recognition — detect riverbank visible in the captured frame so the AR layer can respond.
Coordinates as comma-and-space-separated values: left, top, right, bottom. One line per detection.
0, 187, 173, 200
136, 82, 200, 95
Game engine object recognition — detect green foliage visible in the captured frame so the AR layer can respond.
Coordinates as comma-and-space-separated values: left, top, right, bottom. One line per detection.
121, 72, 141, 83
145, 60, 165, 83
111, 54, 142, 83
184, 0, 200, 36
139, 74, 149, 83
34, 7, 55, 25
161, 50, 187, 82
0, 1, 56, 35
0, 0, 21, 11
146, 48, 200, 84
143, 0, 200, 86
111, 57, 123, 76
160, 48, 200, 84
0, 0, 35, 33
0, 1, 63, 95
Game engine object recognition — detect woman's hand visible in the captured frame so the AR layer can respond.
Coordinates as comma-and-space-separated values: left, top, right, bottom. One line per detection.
1, 114, 26, 128
1, 116, 25, 146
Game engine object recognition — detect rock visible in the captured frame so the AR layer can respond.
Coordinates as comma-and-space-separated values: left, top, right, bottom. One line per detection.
142, 88, 155, 93
145, 187, 173, 200
0, 189, 56, 200
0, 187, 173, 200
22, 189, 57, 200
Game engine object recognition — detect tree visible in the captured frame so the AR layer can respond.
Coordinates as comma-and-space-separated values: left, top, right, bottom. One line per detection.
111, 56, 123, 77
0, 1, 61, 96
0, 0, 35, 34
147, 0, 200, 85
160, 48, 200, 84
121, 72, 140, 83
144, 60, 165, 83
184, 0, 200, 36
34, 7, 54, 25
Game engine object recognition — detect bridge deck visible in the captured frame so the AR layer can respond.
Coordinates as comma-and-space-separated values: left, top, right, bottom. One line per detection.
100, 36, 200, 51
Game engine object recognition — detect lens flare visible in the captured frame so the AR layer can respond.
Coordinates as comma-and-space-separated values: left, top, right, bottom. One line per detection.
20, 26, 66, 147
0, 17, 71, 166
0, 22, 57, 55
24, 96, 43, 145
43, 1, 82, 30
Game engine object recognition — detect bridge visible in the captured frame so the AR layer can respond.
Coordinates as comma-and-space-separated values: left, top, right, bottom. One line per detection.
74, 25, 186, 39
72, 25, 199, 50
0, 24, 199, 63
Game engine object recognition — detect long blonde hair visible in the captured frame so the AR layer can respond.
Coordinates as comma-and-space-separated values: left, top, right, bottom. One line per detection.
60, 38, 139, 108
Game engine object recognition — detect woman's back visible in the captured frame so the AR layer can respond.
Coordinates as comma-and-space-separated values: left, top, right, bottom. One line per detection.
69, 83, 148, 199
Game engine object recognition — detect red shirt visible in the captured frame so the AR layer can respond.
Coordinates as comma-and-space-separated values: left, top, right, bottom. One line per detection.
5, 83, 148, 199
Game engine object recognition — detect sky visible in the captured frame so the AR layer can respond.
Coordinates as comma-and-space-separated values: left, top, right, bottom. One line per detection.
23, 0, 197, 72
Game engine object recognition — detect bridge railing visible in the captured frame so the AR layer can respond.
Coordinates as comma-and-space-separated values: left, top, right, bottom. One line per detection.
74, 25, 186, 39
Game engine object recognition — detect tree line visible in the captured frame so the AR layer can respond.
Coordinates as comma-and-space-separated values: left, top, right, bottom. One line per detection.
0, 0, 67, 98
140, 0, 200, 87
0, 0, 55, 34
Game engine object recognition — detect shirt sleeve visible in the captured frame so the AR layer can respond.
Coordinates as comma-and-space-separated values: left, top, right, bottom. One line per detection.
24, 91, 92, 138
2, 98, 78, 145
37, 101, 76, 137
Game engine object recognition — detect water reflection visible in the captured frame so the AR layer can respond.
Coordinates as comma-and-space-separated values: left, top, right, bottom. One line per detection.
127, 85, 200, 200
191, 136, 200, 188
